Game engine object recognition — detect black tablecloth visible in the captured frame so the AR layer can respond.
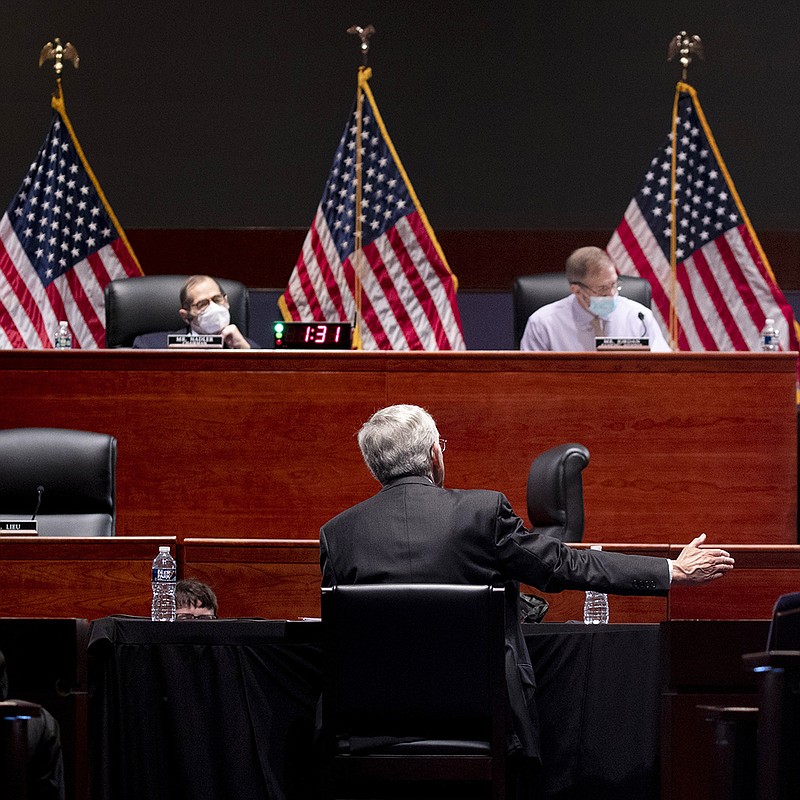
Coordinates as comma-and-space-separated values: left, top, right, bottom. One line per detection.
88, 618, 660, 800
525, 623, 660, 799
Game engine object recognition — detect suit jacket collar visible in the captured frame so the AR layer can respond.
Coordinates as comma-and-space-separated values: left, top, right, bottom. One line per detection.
380, 475, 435, 492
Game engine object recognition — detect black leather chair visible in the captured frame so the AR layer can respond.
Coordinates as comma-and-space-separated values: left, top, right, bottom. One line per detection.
527, 443, 590, 543
702, 593, 800, 800
512, 272, 653, 349
321, 583, 507, 800
765, 592, 800, 651
0, 428, 117, 536
0, 699, 44, 799
104, 274, 251, 348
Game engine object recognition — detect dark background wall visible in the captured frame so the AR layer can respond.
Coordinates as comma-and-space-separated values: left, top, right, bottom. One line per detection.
1, 1, 798, 232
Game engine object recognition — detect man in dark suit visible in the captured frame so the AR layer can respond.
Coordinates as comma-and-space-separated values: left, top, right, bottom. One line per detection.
320, 404, 734, 763
132, 275, 258, 349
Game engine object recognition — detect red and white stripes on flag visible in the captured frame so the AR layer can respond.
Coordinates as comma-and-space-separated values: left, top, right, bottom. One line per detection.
280, 68, 465, 351
0, 84, 141, 349
608, 81, 799, 359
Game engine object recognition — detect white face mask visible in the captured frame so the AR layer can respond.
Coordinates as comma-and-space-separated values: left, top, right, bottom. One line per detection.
588, 295, 618, 320
191, 302, 230, 335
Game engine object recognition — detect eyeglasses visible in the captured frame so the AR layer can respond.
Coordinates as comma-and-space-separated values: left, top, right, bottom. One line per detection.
572, 281, 620, 297
188, 294, 227, 313
439, 438, 447, 452
176, 613, 218, 620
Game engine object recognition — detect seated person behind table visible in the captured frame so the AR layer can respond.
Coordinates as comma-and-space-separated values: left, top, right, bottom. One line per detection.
320, 404, 734, 765
520, 246, 671, 352
0, 648, 65, 800
175, 578, 218, 619
132, 274, 259, 349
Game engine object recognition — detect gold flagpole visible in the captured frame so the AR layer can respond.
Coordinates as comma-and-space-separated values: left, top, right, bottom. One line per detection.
346, 25, 375, 351
668, 86, 680, 350
352, 75, 365, 350
666, 32, 704, 349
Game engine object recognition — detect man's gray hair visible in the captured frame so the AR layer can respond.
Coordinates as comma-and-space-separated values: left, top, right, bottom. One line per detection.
358, 404, 439, 484
565, 246, 616, 284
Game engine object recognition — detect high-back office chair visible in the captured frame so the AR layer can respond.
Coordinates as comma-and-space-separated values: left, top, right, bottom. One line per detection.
766, 592, 800, 652
512, 272, 653, 348
527, 443, 590, 543
0, 700, 45, 799
0, 428, 117, 536
321, 583, 507, 800
702, 592, 800, 800
751, 595, 800, 800
104, 274, 251, 348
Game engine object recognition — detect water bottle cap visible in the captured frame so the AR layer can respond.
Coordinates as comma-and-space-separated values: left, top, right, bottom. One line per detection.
158, 545, 170, 552
590, 544, 603, 551
765, 318, 774, 325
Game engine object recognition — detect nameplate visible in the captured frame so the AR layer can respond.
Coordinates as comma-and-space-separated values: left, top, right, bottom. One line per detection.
595, 337, 650, 351
167, 334, 224, 349
0, 520, 38, 535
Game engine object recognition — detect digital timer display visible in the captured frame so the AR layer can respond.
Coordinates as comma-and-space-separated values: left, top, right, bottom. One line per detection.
273, 321, 352, 350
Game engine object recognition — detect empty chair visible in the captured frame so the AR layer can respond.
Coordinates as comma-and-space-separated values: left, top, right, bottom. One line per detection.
321, 583, 507, 800
527, 443, 590, 543
103, 274, 250, 348
766, 592, 800, 652
0, 700, 43, 799
0, 428, 117, 536
753, 593, 800, 799
702, 592, 800, 800
512, 272, 653, 349
0, 647, 65, 800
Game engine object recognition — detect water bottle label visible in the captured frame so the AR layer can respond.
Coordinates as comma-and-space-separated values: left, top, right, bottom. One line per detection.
152, 567, 176, 582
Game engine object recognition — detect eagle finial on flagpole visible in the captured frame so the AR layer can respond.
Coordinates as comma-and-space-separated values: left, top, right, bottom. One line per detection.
667, 31, 703, 82
347, 24, 376, 67
39, 38, 80, 79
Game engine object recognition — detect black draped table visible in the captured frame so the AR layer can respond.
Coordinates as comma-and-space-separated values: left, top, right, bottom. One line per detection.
88, 617, 660, 800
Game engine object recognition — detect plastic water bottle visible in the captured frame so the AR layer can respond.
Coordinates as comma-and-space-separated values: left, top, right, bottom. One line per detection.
54, 321, 72, 350
151, 546, 176, 622
584, 545, 609, 624
760, 318, 779, 352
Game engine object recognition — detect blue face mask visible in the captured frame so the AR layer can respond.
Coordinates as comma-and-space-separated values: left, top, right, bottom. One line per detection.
588, 295, 618, 319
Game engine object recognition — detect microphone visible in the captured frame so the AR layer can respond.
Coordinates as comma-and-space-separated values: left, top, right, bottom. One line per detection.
637, 312, 648, 337
31, 485, 44, 520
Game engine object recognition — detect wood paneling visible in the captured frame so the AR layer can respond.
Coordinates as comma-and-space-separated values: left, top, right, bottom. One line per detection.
668, 545, 800, 620
0, 537, 175, 619
2, 349, 796, 543
180, 538, 320, 620
1, 539, 798, 625
180, 540, 799, 625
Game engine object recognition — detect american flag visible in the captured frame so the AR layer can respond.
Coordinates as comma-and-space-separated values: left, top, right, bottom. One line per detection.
0, 85, 142, 349
279, 68, 465, 350
608, 82, 799, 358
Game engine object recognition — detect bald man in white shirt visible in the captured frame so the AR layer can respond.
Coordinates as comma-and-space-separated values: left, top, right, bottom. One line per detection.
520, 247, 671, 352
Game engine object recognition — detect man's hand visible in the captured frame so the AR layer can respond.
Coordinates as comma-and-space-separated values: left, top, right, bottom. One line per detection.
221, 324, 251, 350
671, 533, 734, 586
